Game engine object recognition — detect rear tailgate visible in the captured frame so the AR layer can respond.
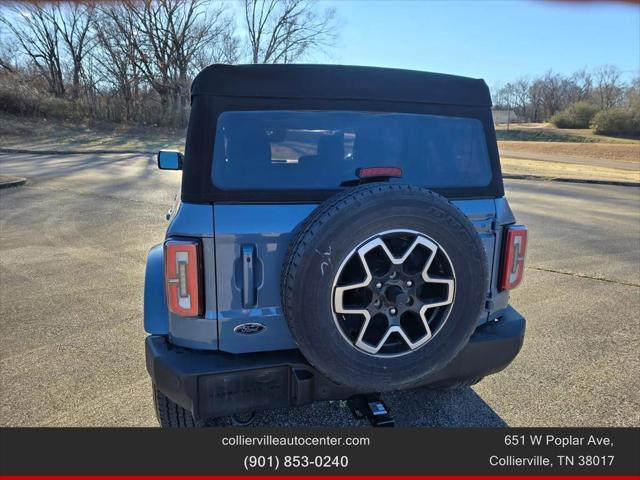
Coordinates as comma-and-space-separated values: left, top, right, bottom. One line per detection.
213, 200, 501, 354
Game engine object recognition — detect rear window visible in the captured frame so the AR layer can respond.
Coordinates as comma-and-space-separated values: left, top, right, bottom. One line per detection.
212, 110, 492, 190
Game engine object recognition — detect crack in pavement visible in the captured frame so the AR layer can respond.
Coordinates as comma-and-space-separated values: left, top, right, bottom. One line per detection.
526, 265, 640, 288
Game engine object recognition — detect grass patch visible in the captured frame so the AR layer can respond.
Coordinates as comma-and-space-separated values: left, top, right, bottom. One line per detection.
0, 113, 185, 152
499, 141, 640, 164
495, 123, 639, 144
496, 128, 597, 143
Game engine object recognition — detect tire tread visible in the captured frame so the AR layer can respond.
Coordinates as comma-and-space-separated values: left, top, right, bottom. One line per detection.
153, 384, 196, 428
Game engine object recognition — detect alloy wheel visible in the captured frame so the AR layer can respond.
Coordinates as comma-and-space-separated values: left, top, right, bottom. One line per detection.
332, 230, 456, 357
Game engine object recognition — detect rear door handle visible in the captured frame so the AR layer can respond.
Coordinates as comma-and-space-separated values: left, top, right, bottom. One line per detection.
242, 244, 256, 307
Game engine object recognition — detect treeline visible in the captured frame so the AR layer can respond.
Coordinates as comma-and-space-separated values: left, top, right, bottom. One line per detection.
494, 67, 639, 135
0, 0, 337, 127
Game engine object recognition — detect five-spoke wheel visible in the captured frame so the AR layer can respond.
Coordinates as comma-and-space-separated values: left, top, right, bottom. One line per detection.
332, 230, 456, 356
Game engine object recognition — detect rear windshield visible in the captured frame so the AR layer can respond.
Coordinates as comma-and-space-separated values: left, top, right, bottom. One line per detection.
212, 110, 492, 190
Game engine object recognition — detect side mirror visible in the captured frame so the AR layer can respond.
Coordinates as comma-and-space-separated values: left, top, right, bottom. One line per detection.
157, 150, 183, 170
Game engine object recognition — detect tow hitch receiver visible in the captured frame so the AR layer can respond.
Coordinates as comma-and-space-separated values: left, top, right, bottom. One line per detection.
347, 394, 395, 427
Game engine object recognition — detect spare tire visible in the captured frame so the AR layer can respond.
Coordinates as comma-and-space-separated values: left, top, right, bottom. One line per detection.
281, 183, 488, 392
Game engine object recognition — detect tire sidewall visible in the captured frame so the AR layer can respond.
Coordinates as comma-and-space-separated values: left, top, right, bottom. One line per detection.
285, 186, 488, 391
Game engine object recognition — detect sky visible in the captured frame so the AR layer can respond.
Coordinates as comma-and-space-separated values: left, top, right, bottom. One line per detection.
315, 0, 640, 88
3, 0, 637, 89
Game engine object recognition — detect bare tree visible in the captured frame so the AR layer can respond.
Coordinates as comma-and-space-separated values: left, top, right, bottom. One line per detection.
121, 0, 176, 122
0, 56, 12, 72
99, 0, 237, 125
528, 71, 578, 121
91, 5, 142, 122
493, 67, 633, 123
495, 82, 516, 129
626, 75, 640, 109
0, 0, 342, 125
53, 2, 95, 99
194, 31, 240, 70
571, 68, 593, 102
0, 4, 65, 96
527, 79, 545, 122
166, 0, 237, 123
244, 0, 337, 64
510, 78, 531, 121
593, 65, 624, 109
0, 23, 16, 72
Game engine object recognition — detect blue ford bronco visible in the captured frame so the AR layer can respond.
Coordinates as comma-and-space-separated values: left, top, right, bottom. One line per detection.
146, 64, 528, 427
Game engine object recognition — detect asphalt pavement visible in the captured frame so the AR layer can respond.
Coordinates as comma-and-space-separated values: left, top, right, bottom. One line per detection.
0, 152, 638, 427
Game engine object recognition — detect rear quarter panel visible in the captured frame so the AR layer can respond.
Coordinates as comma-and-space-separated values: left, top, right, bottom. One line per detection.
144, 244, 169, 334
163, 202, 219, 349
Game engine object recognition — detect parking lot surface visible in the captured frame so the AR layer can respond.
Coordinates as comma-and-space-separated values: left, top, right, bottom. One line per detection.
1, 152, 638, 427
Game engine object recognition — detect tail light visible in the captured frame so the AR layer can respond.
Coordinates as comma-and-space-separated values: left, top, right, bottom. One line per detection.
500, 225, 528, 290
164, 239, 202, 316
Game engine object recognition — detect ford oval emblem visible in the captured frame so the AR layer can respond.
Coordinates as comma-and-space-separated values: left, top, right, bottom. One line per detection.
234, 323, 266, 335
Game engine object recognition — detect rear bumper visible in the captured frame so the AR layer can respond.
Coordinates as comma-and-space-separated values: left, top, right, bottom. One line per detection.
146, 306, 525, 421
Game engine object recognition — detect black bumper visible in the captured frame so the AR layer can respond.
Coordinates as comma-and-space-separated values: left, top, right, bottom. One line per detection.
146, 306, 525, 421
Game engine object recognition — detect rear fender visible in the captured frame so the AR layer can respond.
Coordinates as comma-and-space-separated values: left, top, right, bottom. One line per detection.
144, 244, 169, 334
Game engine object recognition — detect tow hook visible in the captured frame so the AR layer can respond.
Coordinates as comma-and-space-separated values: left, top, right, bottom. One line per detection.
347, 394, 395, 427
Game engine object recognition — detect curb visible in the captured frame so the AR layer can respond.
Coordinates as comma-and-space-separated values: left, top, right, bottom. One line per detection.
0, 176, 27, 189
0, 148, 153, 155
503, 174, 639, 188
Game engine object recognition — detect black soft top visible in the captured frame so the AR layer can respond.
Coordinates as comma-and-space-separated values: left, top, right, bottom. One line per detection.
182, 64, 502, 204
191, 64, 492, 107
